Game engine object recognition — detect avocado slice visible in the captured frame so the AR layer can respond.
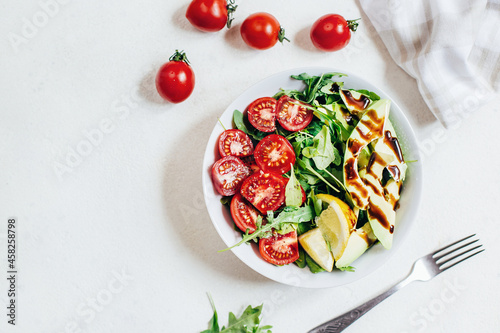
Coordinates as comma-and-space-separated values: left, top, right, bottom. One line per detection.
372, 119, 407, 182
335, 223, 377, 269
343, 99, 391, 210
340, 89, 371, 115
363, 151, 396, 249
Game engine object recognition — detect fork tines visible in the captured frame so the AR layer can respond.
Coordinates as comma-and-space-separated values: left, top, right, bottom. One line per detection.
432, 234, 484, 271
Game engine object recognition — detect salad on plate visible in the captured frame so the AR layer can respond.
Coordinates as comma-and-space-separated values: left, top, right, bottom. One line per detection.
210, 72, 408, 273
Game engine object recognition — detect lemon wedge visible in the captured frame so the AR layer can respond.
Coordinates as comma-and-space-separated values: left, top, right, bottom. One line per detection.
298, 228, 334, 272
315, 195, 357, 261
316, 194, 357, 230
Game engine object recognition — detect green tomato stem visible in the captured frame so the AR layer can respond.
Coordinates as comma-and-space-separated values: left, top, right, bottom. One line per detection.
226, 0, 238, 29
278, 27, 290, 44
347, 18, 361, 32
169, 50, 190, 64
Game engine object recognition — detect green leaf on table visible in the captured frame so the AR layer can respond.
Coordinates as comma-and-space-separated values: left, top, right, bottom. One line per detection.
201, 295, 272, 333
201, 294, 220, 333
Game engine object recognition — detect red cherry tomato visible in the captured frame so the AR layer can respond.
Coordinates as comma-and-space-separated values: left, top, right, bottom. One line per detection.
230, 193, 261, 234
247, 97, 277, 132
276, 95, 314, 131
254, 134, 296, 175
218, 129, 254, 158
211, 155, 250, 196
241, 155, 260, 174
310, 14, 359, 52
155, 51, 195, 103
240, 12, 289, 50
185, 0, 237, 32
240, 172, 286, 214
259, 230, 299, 265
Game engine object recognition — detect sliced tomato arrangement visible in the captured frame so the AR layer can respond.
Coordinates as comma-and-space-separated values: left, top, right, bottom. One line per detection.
247, 97, 277, 132
230, 193, 261, 234
240, 172, 286, 214
259, 230, 299, 265
211, 94, 315, 267
276, 95, 314, 131
254, 134, 296, 175
218, 129, 254, 158
211, 155, 250, 196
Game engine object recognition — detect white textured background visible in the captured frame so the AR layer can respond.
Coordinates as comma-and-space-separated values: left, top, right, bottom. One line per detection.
1, 0, 499, 332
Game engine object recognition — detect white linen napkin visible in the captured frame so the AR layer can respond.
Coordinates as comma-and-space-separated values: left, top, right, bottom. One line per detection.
359, 0, 500, 128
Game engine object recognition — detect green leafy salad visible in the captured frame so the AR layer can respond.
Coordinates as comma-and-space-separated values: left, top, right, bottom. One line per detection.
210, 72, 407, 273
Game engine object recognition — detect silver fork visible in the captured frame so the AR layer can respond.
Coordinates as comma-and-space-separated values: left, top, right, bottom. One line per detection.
308, 234, 484, 333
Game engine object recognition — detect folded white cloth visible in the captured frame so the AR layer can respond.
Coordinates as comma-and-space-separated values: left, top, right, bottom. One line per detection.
359, 0, 500, 128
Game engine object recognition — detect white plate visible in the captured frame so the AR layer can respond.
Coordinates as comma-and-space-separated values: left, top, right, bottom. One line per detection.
202, 67, 423, 288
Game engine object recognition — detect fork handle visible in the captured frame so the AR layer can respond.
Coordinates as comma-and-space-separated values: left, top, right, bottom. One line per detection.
308, 278, 412, 333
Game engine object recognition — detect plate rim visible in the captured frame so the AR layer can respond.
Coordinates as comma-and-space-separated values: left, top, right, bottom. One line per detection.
202, 66, 423, 288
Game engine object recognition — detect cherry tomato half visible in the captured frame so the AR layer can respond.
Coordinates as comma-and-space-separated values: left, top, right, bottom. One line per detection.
310, 14, 359, 52
254, 134, 296, 175
241, 155, 260, 174
218, 129, 254, 158
240, 172, 286, 214
156, 51, 195, 103
211, 155, 250, 196
230, 192, 261, 234
276, 95, 314, 131
186, 0, 237, 32
247, 97, 277, 133
259, 230, 299, 265
240, 12, 288, 50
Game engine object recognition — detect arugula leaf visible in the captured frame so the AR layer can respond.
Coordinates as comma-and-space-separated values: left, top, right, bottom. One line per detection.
295, 246, 307, 269
285, 164, 302, 207
220, 206, 314, 252
201, 294, 220, 333
201, 295, 272, 333
220, 196, 232, 206
355, 89, 380, 101
337, 266, 356, 272
233, 110, 266, 141
309, 189, 323, 217
290, 72, 348, 104
302, 125, 340, 170
305, 252, 326, 273
296, 158, 340, 193
223, 305, 271, 333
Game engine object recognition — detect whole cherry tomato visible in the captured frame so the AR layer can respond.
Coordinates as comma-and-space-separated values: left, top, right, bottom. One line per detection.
155, 50, 195, 103
310, 14, 359, 52
240, 12, 289, 50
186, 0, 237, 32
